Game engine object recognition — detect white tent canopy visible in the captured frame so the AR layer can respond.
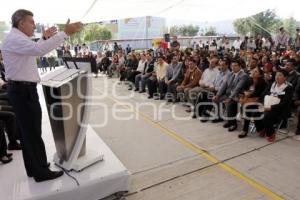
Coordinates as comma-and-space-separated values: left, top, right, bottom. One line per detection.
1, 0, 299, 24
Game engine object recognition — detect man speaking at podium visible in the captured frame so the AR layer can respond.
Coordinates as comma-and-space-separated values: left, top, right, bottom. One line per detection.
1, 9, 83, 182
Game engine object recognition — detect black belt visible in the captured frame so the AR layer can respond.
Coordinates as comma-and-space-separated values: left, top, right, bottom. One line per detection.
8, 80, 37, 86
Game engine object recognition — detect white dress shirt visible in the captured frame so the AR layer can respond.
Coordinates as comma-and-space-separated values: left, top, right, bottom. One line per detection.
154, 61, 168, 81
275, 32, 290, 47
136, 60, 146, 72
199, 67, 219, 87
233, 39, 241, 50
1, 28, 67, 82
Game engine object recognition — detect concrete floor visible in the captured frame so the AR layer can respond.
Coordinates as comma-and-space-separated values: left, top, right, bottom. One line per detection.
90, 76, 300, 200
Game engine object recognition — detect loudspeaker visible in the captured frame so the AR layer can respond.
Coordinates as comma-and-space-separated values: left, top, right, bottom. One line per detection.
164, 33, 170, 42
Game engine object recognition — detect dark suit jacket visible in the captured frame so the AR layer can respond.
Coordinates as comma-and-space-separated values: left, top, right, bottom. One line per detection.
143, 60, 155, 74
247, 78, 268, 98
293, 76, 300, 100
217, 70, 249, 100
260, 83, 293, 118
287, 70, 300, 89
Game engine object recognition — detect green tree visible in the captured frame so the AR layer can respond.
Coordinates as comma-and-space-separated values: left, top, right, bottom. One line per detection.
233, 18, 251, 36
0, 22, 8, 42
282, 17, 298, 36
204, 26, 217, 36
170, 25, 179, 36
170, 24, 199, 36
82, 23, 112, 42
233, 9, 281, 37
57, 23, 84, 45
56, 23, 112, 45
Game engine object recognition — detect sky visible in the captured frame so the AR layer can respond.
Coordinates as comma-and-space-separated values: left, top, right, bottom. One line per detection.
0, 0, 299, 25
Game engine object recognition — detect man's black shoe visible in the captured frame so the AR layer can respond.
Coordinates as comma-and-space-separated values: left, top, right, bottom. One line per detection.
33, 170, 64, 182
27, 162, 51, 177
44, 162, 51, 168
228, 124, 238, 132
139, 90, 146, 93
223, 123, 231, 128
211, 118, 223, 123
0, 156, 13, 164
6, 153, 13, 158
200, 119, 208, 123
8, 142, 22, 150
134, 88, 139, 92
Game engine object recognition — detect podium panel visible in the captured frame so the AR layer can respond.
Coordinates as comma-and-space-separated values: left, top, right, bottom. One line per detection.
41, 60, 103, 171
43, 75, 87, 162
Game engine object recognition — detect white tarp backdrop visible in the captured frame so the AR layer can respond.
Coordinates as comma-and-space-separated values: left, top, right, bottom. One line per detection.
0, 0, 299, 24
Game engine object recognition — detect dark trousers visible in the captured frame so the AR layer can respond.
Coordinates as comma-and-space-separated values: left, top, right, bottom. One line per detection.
166, 82, 178, 101
0, 122, 7, 157
147, 78, 158, 97
119, 67, 127, 81
241, 105, 264, 132
195, 91, 221, 119
127, 71, 141, 84
296, 110, 300, 135
135, 74, 151, 91
158, 80, 167, 98
195, 91, 210, 117
255, 112, 281, 137
8, 83, 48, 176
226, 100, 238, 126
0, 110, 19, 143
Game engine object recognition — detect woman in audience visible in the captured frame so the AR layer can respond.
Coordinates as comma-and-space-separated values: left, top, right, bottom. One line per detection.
108, 54, 119, 78
256, 69, 293, 142
119, 53, 138, 82
238, 66, 267, 138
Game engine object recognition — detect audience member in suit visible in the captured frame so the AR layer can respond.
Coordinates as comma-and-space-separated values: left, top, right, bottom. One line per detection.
212, 59, 249, 132
0, 121, 13, 164
238, 67, 267, 138
135, 53, 155, 93
292, 76, 300, 141
146, 55, 168, 99
0, 79, 21, 150
0, 50, 6, 82
186, 57, 219, 112
284, 58, 299, 89
255, 69, 293, 142
98, 52, 111, 74
176, 58, 202, 102
194, 58, 231, 122
128, 53, 146, 89
165, 54, 183, 102
0, 107, 21, 151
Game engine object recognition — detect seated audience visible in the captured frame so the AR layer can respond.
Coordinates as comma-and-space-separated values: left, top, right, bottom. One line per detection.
238, 67, 267, 138
165, 54, 183, 102
135, 54, 155, 93
128, 53, 147, 89
194, 58, 231, 122
255, 69, 293, 142
146, 55, 169, 99
212, 59, 249, 132
176, 58, 202, 102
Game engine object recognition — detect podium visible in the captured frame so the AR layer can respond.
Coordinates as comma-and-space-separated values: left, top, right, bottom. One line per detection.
41, 58, 103, 171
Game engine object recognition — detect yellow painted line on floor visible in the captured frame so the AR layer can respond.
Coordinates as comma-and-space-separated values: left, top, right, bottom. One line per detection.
94, 88, 283, 200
